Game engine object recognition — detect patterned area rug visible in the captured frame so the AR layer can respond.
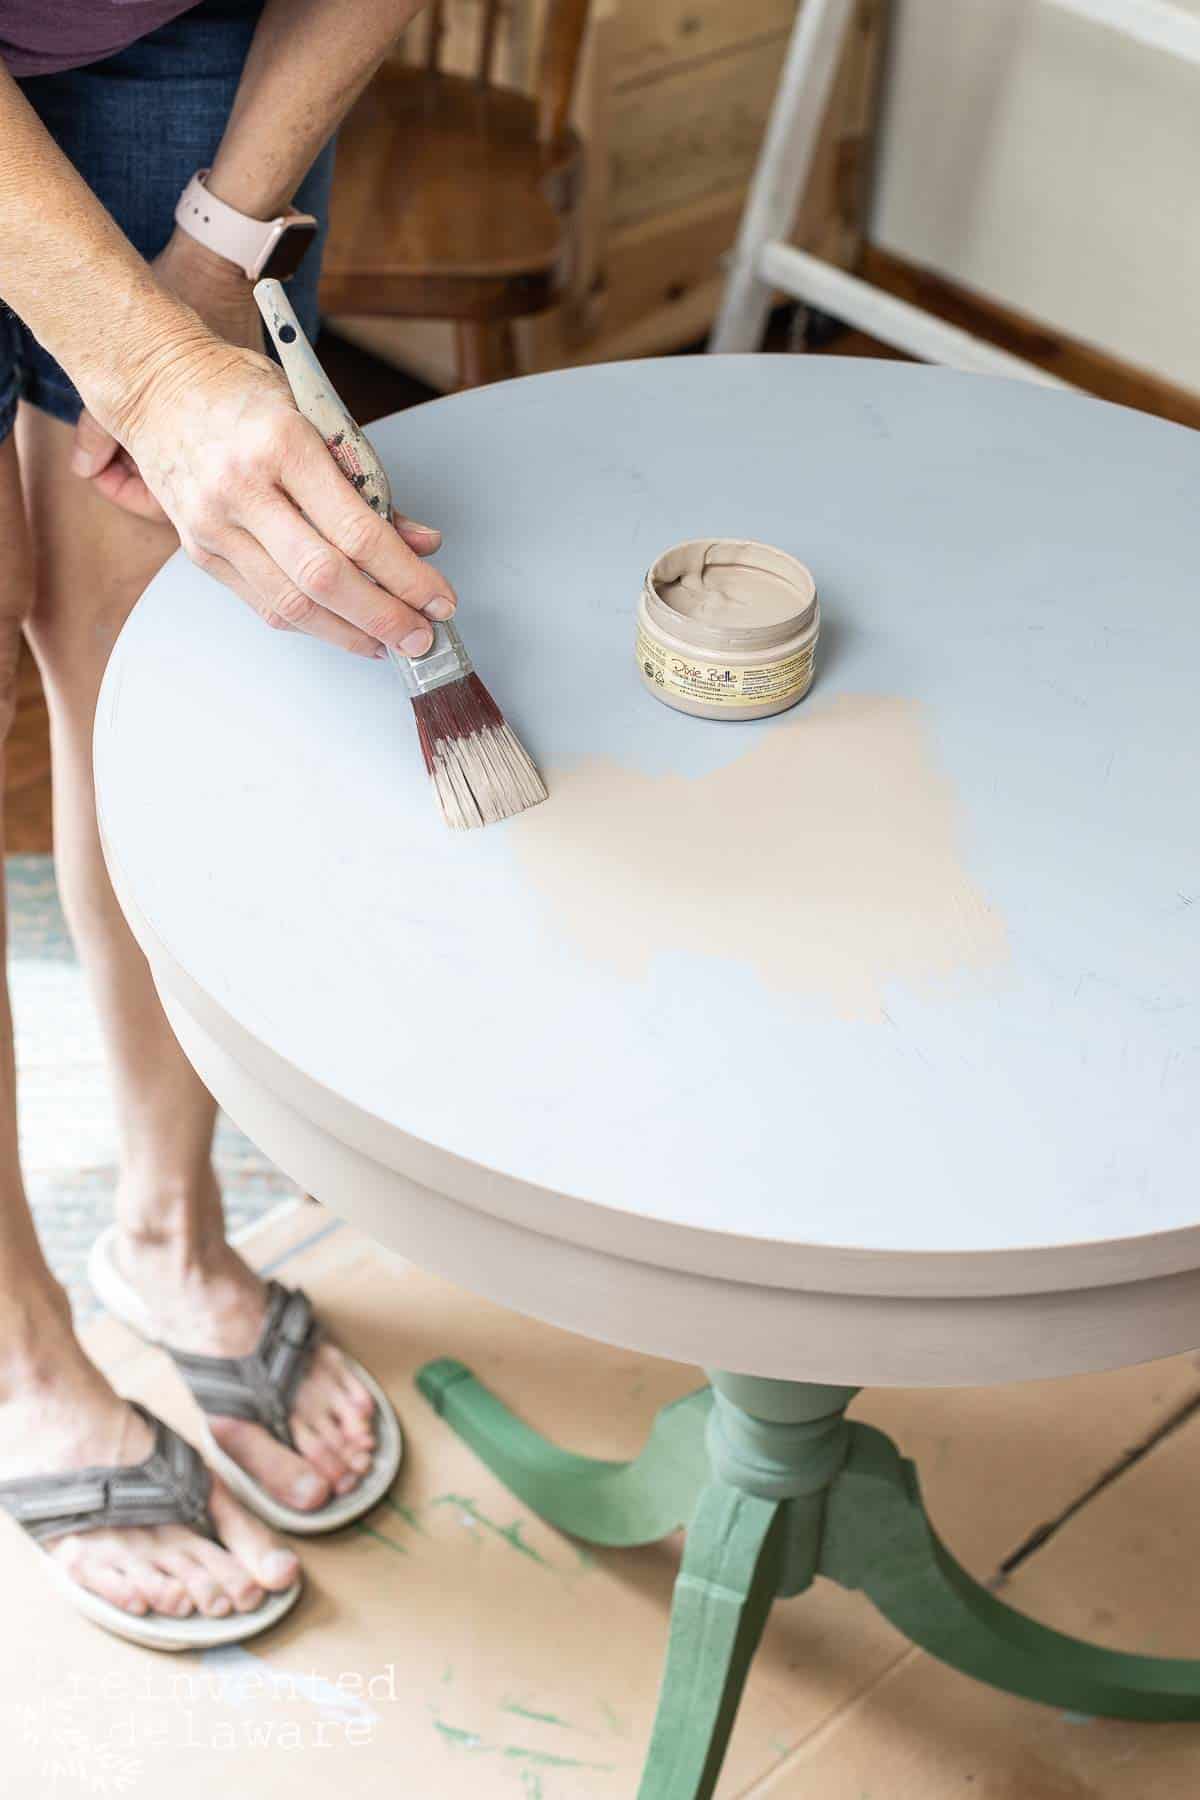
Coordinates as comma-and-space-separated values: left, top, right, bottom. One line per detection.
6, 854, 296, 1317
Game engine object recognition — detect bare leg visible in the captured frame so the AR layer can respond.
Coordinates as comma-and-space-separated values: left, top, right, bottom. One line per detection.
0, 425, 300, 1618
18, 406, 376, 1513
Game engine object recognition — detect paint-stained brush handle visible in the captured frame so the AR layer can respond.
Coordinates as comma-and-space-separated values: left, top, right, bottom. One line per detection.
254, 278, 392, 518
253, 279, 469, 697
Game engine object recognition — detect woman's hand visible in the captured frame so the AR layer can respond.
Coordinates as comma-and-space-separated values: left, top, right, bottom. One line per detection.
70, 232, 266, 520
71, 232, 451, 658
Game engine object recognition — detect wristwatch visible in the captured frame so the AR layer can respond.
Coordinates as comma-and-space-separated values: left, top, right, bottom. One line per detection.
174, 170, 319, 282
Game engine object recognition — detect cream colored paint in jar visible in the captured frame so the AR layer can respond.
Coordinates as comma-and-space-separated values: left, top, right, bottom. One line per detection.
637, 538, 819, 721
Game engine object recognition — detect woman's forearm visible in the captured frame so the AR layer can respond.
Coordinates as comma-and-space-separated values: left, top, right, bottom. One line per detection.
0, 2, 419, 427
205, 0, 424, 219
0, 68, 210, 429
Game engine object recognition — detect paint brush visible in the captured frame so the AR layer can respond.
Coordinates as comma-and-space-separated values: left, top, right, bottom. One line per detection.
253, 278, 547, 831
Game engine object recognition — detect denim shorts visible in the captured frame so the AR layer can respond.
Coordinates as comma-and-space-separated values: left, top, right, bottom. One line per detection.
0, 0, 334, 444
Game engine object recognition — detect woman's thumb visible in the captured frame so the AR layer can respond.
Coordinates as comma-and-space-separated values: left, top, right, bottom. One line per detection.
71, 408, 118, 478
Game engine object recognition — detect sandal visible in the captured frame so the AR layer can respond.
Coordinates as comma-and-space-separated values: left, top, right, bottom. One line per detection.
88, 1225, 403, 1534
0, 1401, 301, 1650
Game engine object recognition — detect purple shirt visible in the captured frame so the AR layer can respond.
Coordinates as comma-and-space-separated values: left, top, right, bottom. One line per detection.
1, 1, 198, 75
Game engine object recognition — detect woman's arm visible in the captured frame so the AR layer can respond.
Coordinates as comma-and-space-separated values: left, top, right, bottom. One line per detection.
79, 0, 424, 349
208, 0, 415, 219
0, 6, 453, 660
0, 71, 210, 431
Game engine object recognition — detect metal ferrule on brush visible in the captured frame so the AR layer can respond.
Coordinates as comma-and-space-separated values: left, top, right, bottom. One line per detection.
387, 621, 474, 696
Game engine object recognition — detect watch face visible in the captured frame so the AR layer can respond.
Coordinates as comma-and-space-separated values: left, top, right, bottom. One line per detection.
263, 220, 319, 282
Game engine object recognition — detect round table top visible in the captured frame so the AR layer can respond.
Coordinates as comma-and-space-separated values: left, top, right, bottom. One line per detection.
96, 357, 1200, 1305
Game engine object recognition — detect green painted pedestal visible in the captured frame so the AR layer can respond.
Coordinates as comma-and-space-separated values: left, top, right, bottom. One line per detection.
417, 1360, 1200, 1798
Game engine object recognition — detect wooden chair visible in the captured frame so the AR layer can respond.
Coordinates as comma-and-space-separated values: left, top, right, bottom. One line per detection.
319, 0, 591, 389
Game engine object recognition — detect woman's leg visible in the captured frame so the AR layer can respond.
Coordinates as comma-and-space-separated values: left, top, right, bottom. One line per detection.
0, 424, 299, 1616
19, 405, 377, 1511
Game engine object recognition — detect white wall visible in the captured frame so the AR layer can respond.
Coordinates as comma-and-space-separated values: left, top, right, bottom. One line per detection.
870, 0, 1200, 389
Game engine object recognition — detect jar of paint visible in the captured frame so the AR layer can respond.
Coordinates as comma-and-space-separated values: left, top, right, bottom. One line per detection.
636, 538, 819, 721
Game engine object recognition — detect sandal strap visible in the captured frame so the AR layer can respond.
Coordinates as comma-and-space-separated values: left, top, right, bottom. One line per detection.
167, 1281, 320, 1450
0, 1403, 214, 1543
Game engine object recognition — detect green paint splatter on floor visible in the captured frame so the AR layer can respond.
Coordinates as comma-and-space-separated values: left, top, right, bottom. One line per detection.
434, 1721, 487, 1753
441, 1664, 455, 1685
382, 1494, 427, 1533
502, 1747, 616, 1772
501, 1701, 575, 1730
433, 1710, 614, 1778
599, 1700, 628, 1738
356, 1522, 408, 1556
433, 1495, 553, 1568
770, 1734, 792, 1757
519, 1776, 544, 1800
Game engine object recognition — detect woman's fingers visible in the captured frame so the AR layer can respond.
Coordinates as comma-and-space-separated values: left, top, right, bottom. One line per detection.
282, 429, 457, 628
70, 410, 169, 518
71, 412, 171, 522
241, 487, 447, 657
89, 448, 172, 522
70, 407, 120, 480
393, 512, 442, 555
111, 346, 453, 656
198, 536, 383, 658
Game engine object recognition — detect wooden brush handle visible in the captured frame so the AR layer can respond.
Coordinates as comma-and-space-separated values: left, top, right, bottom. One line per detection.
253, 278, 393, 519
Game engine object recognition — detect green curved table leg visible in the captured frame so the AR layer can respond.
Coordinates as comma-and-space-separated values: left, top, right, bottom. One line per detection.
820, 1422, 1200, 1720
417, 1358, 712, 1546
638, 1482, 786, 1800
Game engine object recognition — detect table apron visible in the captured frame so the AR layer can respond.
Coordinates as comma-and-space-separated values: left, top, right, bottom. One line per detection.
161, 986, 1200, 1390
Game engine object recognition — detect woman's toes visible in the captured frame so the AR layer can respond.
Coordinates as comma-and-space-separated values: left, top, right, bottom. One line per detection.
117, 1528, 193, 1616
328, 1407, 374, 1474
207, 1480, 301, 1592
335, 1360, 376, 1419
52, 1536, 147, 1616
115, 1550, 192, 1618
302, 1351, 377, 1464
312, 1342, 374, 1420
151, 1573, 194, 1617
310, 1347, 374, 1436
188, 1538, 265, 1614
209, 1415, 331, 1511
329, 1387, 376, 1452
87, 1563, 149, 1615
292, 1415, 356, 1495
165, 1552, 233, 1619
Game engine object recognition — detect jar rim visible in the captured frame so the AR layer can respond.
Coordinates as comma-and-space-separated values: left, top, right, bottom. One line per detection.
643, 537, 818, 654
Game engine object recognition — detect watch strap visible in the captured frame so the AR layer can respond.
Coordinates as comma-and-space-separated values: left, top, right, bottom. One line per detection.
174, 171, 315, 281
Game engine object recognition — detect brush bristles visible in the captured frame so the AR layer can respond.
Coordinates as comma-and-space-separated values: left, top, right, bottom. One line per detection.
412, 673, 547, 830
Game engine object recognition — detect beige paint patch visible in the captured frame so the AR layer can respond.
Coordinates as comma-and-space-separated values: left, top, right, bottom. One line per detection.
509, 693, 1007, 1020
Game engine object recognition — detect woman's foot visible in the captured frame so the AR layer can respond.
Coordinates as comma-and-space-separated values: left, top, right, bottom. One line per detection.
0, 1316, 300, 1618
112, 1182, 377, 1515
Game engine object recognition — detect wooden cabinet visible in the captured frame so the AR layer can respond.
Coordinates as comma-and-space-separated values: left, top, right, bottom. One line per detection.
329, 0, 886, 387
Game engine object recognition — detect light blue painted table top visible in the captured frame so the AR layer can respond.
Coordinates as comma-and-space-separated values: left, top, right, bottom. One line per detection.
95, 358, 1200, 1293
